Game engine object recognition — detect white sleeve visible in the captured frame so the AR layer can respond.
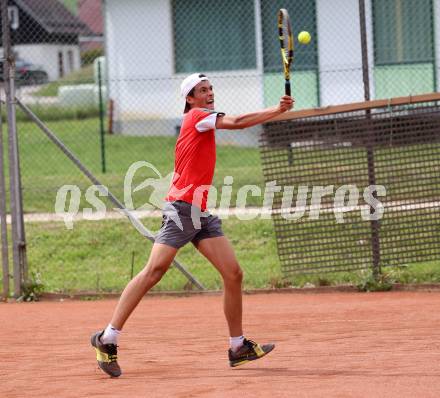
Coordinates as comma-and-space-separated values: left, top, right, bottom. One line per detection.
195, 113, 219, 132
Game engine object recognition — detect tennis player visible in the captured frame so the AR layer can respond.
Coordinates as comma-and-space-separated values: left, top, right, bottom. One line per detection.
91, 73, 294, 377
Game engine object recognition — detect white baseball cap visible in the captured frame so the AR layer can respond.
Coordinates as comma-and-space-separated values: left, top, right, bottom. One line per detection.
180, 73, 208, 98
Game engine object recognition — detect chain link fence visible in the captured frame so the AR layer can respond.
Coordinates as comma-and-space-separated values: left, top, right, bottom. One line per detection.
261, 94, 440, 276
1, 0, 439, 296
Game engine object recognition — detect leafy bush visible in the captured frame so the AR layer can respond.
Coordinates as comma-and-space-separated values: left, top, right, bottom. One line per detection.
18, 271, 45, 302
81, 48, 104, 66
357, 272, 394, 292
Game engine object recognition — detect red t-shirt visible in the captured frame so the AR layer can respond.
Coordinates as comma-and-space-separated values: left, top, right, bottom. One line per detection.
166, 108, 223, 210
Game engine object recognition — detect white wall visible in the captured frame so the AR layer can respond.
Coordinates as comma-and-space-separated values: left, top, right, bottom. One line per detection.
104, 0, 262, 126
105, 0, 174, 121
317, 0, 375, 105
13, 44, 81, 81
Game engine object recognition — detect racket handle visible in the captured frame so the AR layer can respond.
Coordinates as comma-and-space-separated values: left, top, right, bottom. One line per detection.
285, 81, 291, 96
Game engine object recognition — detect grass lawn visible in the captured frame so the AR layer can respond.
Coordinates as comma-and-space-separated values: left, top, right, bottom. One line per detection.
10, 118, 265, 213
0, 216, 439, 296
18, 217, 281, 293
9, 116, 440, 215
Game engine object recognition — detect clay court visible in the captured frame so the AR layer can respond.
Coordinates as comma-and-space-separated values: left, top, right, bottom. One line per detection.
2, 290, 440, 398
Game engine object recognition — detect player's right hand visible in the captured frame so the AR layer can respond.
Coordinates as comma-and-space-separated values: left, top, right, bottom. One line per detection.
279, 95, 294, 112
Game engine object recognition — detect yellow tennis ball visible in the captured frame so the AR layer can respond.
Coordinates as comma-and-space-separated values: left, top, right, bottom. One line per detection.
298, 31, 311, 45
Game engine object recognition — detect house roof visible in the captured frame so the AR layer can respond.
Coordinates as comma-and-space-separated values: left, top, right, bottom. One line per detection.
78, 0, 103, 35
14, 0, 94, 35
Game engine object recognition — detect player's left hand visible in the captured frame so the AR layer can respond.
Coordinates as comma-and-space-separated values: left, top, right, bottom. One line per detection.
279, 95, 294, 112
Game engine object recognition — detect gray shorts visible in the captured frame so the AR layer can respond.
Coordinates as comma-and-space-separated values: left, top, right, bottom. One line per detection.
155, 201, 224, 249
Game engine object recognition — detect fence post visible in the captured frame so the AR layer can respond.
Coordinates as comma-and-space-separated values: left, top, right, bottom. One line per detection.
1, 0, 27, 297
0, 92, 10, 299
359, 0, 381, 277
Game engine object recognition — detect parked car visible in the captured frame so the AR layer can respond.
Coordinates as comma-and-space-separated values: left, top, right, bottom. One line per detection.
0, 59, 49, 85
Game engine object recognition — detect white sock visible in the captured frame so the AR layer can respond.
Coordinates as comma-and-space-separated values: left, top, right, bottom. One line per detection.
101, 324, 121, 345
229, 335, 245, 352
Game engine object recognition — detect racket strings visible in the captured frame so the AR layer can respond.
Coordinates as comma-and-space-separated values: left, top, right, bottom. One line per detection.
278, 11, 293, 68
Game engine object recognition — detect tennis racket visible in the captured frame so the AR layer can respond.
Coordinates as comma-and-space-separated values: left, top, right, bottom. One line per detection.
278, 8, 294, 96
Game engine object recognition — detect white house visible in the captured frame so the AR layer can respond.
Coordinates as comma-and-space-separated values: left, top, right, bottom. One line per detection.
103, 0, 440, 144
2, 0, 93, 81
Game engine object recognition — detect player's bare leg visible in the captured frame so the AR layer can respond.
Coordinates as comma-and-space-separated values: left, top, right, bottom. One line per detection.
196, 236, 275, 367
196, 236, 243, 336
91, 243, 177, 377
111, 243, 178, 329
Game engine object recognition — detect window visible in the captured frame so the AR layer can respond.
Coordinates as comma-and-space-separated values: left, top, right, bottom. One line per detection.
58, 51, 64, 78
373, 0, 434, 65
261, 0, 318, 72
67, 50, 74, 73
172, 0, 256, 73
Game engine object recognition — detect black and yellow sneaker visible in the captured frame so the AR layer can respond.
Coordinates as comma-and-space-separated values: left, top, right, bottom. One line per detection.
228, 338, 275, 367
91, 330, 122, 377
